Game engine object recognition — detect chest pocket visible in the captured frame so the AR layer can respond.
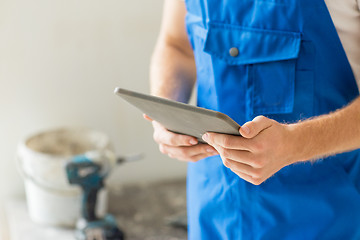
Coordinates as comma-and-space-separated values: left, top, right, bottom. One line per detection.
204, 22, 301, 119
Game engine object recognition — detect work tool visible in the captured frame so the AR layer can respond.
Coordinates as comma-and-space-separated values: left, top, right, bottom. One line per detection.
66, 151, 141, 240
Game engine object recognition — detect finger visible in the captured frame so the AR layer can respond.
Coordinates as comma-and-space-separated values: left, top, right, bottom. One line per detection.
210, 138, 267, 185
222, 158, 264, 185
217, 155, 259, 183
164, 144, 217, 162
177, 152, 217, 162
203, 132, 250, 150
160, 143, 217, 158
222, 158, 257, 176
153, 121, 198, 146
240, 115, 273, 139
143, 114, 153, 122
234, 171, 263, 185
209, 143, 248, 169
215, 147, 261, 168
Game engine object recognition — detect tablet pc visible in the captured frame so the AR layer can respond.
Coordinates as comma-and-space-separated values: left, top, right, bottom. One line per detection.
114, 88, 241, 143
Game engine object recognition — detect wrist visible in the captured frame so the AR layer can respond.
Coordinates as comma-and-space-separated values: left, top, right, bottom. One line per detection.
284, 123, 312, 164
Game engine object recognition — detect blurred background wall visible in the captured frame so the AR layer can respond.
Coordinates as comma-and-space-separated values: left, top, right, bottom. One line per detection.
0, 0, 188, 237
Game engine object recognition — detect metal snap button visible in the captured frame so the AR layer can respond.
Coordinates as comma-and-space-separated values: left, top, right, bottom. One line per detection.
229, 47, 239, 57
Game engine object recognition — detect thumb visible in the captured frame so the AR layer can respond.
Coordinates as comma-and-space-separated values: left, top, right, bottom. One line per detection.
240, 116, 273, 139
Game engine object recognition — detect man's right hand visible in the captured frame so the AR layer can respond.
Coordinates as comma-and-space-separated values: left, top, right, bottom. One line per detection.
144, 114, 218, 162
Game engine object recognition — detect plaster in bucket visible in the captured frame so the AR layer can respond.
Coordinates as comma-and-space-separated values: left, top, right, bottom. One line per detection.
17, 127, 113, 227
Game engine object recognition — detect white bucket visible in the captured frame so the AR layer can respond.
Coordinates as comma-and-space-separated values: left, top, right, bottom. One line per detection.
17, 127, 112, 227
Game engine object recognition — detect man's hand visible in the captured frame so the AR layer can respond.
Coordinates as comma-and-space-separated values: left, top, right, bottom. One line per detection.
203, 116, 297, 185
144, 114, 218, 162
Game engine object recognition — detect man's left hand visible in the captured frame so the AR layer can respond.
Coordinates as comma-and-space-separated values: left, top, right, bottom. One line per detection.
202, 116, 297, 185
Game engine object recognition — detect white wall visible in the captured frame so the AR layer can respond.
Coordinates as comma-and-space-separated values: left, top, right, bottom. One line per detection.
0, 0, 188, 236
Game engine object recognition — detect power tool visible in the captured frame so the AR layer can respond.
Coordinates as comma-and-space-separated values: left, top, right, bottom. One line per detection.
66, 151, 135, 240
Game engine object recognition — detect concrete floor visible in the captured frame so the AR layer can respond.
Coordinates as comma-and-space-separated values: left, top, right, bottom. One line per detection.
109, 179, 187, 240
5, 179, 187, 240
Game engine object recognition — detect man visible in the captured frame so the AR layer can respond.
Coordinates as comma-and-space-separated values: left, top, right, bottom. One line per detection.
147, 0, 360, 239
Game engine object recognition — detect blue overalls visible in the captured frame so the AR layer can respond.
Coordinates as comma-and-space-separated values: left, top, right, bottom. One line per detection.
185, 0, 360, 239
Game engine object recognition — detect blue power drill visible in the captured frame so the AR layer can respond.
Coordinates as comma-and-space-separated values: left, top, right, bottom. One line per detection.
66, 154, 125, 240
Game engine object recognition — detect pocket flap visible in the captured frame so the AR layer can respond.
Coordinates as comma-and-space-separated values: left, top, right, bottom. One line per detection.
204, 23, 301, 65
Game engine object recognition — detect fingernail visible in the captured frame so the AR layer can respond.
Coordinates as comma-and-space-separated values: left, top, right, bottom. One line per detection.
202, 133, 208, 142
189, 139, 198, 145
242, 126, 250, 135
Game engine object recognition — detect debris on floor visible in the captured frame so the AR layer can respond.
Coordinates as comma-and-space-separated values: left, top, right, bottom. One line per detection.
108, 179, 187, 240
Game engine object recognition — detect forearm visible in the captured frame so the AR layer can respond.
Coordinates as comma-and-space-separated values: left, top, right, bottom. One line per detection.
290, 96, 360, 163
150, 40, 196, 103
149, 0, 196, 103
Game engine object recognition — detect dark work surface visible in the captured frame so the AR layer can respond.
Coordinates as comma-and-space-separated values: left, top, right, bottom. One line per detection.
108, 179, 187, 240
